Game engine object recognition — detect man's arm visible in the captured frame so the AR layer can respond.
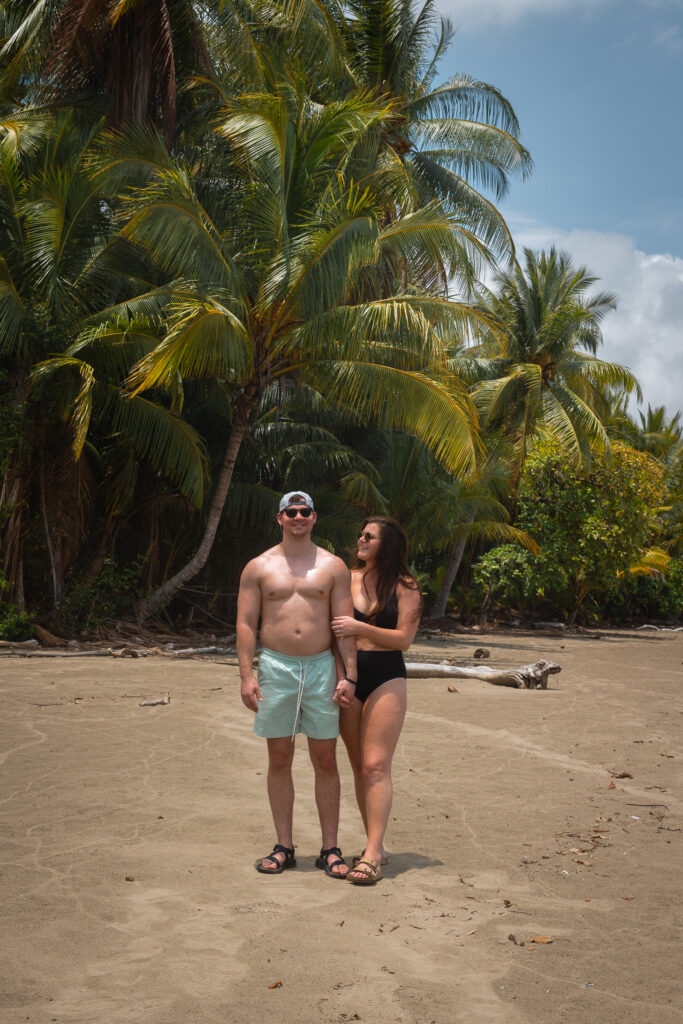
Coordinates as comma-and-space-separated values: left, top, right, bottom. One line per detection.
330, 558, 357, 705
236, 560, 263, 712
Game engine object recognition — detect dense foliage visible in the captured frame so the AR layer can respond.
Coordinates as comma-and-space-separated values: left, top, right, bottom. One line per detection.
0, 0, 679, 633
472, 441, 679, 623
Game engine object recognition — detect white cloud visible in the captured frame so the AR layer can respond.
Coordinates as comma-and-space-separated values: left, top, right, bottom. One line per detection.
509, 218, 683, 416
652, 22, 683, 51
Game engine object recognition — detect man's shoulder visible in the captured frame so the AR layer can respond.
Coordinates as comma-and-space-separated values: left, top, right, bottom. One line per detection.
316, 546, 350, 576
241, 545, 283, 577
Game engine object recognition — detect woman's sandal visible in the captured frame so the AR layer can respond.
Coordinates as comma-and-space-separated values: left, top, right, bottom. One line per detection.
256, 843, 296, 874
352, 849, 388, 868
348, 857, 383, 885
314, 846, 349, 879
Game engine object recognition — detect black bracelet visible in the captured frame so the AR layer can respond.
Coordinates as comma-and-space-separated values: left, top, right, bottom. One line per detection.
342, 677, 357, 685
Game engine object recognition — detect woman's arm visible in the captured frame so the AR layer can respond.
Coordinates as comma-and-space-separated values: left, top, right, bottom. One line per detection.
331, 579, 422, 651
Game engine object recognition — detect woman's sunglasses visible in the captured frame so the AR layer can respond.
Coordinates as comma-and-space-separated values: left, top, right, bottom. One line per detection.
283, 507, 313, 518
358, 531, 378, 542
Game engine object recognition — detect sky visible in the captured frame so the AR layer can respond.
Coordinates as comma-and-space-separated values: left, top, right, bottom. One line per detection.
436, 0, 683, 417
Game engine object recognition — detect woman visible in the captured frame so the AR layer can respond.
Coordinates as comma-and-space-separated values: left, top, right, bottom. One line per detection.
331, 517, 422, 885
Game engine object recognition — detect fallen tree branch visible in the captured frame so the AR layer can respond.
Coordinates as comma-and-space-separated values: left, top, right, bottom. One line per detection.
405, 658, 561, 689
139, 694, 171, 707
11, 649, 116, 658
635, 625, 683, 632
163, 645, 234, 656
5, 644, 235, 659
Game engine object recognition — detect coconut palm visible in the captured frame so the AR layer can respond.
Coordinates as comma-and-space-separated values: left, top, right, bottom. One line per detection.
0, 0, 216, 141
364, 432, 536, 618
634, 406, 683, 558
0, 111, 208, 609
1, 0, 352, 142
329, 0, 532, 262
635, 405, 682, 468
469, 247, 641, 502
92, 83, 485, 619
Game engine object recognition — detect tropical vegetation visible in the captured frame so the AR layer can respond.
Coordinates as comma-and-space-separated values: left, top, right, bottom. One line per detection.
0, 0, 680, 636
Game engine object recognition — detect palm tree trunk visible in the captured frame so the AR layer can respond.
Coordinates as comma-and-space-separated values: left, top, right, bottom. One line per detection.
14, 548, 25, 610
40, 453, 61, 610
1, 471, 27, 607
430, 530, 469, 619
137, 401, 253, 622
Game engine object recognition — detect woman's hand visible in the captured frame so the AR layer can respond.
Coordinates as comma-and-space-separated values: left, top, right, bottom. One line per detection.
331, 614, 361, 639
333, 678, 356, 707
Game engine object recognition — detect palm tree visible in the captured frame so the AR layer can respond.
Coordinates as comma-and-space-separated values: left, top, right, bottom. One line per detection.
426, 449, 538, 618
330, 0, 532, 262
93, 84, 485, 620
0, 109, 117, 608
1, 0, 214, 141
0, 111, 208, 609
634, 406, 683, 558
636, 405, 682, 468
469, 247, 641, 502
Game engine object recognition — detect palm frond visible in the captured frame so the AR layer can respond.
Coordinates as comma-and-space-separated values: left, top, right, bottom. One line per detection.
120, 167, 238, 286
312, 359, 480, 476
338, 469, 389, 513
125, 296, 250, 395
0, 255, 26, 354
407, 74, 525, 138
541, 384, 610, 462
31, 354, 95, 458
96, 382, 208, 506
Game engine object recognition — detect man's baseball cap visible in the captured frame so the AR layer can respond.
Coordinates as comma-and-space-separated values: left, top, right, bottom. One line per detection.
279, 490, 315, 512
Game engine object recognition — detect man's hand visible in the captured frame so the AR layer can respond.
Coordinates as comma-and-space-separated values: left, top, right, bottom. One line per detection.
333, 677, 356, 707
241, 675, 263, 712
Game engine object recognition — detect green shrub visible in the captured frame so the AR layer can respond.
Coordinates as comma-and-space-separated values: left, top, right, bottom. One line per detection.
607, 560, 683, 621
0, 604, 35, 641
471, 543, 570, 617
58, 557, 146, 632
471, 441, 668, 622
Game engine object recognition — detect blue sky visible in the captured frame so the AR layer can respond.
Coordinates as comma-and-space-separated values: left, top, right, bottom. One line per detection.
437, 0, 683, 416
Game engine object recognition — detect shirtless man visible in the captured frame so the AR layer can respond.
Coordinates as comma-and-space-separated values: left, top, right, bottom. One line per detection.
237, 491, 357, 877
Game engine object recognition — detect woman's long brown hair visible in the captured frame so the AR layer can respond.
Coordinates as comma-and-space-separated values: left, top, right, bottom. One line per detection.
353, 516, 421, 623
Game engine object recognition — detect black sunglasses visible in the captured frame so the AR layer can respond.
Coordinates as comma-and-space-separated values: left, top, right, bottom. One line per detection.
283, 507, 313, 518
358, 530, 378, 542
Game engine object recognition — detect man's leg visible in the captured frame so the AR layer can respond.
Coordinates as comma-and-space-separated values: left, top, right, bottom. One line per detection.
260, 736, 296, 871
307, 737, 348, 876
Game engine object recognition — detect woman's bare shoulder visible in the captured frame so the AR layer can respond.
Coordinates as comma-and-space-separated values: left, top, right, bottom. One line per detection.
397, 574, 419, 590
397, 576, 421, 601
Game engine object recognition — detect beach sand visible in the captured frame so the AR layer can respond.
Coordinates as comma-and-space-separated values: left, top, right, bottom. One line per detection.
1, 630, 681, 1024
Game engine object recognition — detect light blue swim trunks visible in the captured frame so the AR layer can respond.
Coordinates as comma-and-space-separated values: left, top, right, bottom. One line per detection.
254, 647, 338, 740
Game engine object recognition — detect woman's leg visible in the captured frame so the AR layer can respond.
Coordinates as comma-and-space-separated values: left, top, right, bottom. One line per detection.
347, 678, 407, 877
339, 698, 367, 831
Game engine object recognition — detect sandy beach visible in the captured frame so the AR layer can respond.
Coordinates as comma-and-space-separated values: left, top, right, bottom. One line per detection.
1, 629, 681, 1024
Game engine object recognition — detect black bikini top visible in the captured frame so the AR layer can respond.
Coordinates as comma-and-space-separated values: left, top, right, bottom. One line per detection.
353, 589, 399, 629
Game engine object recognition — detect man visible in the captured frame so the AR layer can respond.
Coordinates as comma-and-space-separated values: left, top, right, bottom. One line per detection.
237, 490, 357, 877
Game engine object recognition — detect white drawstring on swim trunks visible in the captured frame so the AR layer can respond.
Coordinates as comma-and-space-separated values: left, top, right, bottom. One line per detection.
292, 659, 308, 740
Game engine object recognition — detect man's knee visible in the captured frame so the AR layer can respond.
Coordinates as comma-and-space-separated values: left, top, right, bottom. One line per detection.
268, 740, 295, 773
309, 740, 339, 776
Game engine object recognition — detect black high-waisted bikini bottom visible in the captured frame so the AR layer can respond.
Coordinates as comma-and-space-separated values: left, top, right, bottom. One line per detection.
355, 649, 406, 704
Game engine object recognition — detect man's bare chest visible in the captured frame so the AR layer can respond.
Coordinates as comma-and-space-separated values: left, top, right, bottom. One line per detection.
261, 566, 332, 604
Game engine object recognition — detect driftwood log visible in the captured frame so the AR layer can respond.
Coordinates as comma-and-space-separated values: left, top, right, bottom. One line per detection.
2, 644, 235, 659
405, 658, 561, 690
